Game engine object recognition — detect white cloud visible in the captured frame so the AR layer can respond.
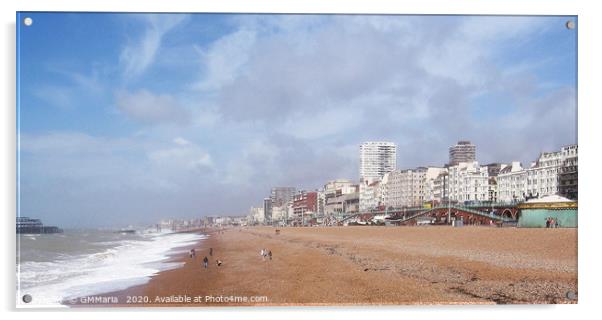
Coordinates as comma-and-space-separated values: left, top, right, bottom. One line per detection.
32, 85, 74, 109
20, 132, 99, 153
458, 16, 550, 44
419, 16, 549, 88
19, 132, 143, 182
221, 139, 278, 186
48, 66, 105, 95
114, 89, 190, 125
119, 14, 189, 79
147, 143, 214, 177
173, 137, 191, 145
280, 106, 364, 140
193, 29, 257, 91
204, 15, 575, 169
31, 66, 107, 110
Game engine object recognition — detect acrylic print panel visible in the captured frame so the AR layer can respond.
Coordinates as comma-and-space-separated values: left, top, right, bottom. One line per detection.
16, 12, 577, 308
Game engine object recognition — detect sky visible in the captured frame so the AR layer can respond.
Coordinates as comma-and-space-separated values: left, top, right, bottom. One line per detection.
17, 13, 577, 227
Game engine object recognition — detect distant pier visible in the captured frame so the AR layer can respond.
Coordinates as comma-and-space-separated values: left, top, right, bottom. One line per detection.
17, 217, 63, 234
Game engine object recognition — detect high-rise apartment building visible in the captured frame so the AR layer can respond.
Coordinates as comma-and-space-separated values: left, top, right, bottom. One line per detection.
270, 187, 296, 207
263, 197, 272, 223
449, 141, 476, 166
359, 141, 397, 183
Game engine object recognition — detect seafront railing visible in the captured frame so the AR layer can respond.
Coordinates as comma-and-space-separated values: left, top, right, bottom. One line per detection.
381, 205, 516, 223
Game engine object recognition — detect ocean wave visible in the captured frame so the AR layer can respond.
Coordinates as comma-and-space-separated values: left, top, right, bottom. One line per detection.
16, 232, 205, 307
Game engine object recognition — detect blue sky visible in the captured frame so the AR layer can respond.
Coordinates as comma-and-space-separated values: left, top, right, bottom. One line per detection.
17, 13, 577, 227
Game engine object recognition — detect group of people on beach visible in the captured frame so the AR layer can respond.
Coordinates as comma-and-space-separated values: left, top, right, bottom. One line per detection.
190, 247, 222, 269
191, 242, 272, 270
260, 248, 273, 261
545, 217, 560, 228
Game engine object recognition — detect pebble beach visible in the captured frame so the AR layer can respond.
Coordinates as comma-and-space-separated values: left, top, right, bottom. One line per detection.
84, 226, 577, 307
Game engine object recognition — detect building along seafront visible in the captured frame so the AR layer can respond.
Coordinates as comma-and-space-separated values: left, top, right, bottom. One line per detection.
359, 141, 397, 211
449, 140, 476, 166
359, 141, 397, 182
255, 142, 578, 227
323, 180, 359, 223
448, 161, 490, 203
292, 191, 318, 226
381, 167, 446, 208
497, 145, 578, 203
248, 207, 265, 225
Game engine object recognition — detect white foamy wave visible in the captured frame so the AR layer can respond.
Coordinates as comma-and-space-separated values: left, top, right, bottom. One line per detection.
17, 232, 205, 308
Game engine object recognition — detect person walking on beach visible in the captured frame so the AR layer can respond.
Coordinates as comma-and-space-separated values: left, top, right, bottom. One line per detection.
203, 256, 209, 269
268, 250, 272, 261
545, 217, 550, 228
260, 249, 265, 261
209, 247, 213, 256
190, 249, 196, 259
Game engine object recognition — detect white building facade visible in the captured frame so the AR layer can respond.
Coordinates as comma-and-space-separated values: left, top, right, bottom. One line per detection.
271, 206, 287, 224
248, 207, 265, 224
497, 162, 526, 203
359, 180, 381, 212
423, 167, 447, 203
359, 141, 397, 183
432, 171, 449, 203
359, 141, 396, 211
324, 179, 359, 216
448, 161, 489, 202
380, 167, 446, 208
497, 145, 578, 203
323, 179, 357, 198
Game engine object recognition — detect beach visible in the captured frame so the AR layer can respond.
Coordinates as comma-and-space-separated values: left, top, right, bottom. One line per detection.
82, 226, 577, 307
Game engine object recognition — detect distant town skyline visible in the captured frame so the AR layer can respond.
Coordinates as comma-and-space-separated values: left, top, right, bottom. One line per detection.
18, 13, 576, 227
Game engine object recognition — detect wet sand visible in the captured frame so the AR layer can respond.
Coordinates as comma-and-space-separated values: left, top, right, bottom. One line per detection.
78, 226, 577, 307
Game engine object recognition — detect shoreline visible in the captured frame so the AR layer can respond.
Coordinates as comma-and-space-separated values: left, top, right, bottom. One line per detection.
61, 228, 219, 307
67, 226, 577, 307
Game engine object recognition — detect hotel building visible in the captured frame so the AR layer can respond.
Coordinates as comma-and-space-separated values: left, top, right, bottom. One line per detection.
448, 161, 489, 202
497, 144, 578, 203
449, 141, 476, 166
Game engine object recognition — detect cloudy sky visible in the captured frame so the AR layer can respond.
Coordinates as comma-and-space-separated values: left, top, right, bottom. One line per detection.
17, 13, 577, 227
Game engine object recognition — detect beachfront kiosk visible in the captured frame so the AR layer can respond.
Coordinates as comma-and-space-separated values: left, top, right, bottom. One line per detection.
517, 195, 577, 228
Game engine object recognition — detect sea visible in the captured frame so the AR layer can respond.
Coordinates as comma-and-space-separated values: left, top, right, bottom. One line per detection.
16, 229, 206, 307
